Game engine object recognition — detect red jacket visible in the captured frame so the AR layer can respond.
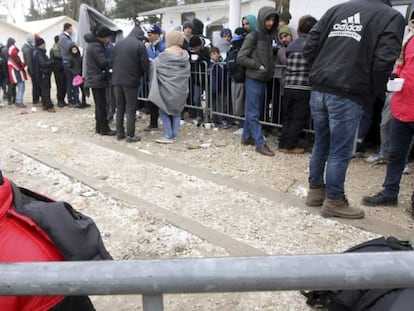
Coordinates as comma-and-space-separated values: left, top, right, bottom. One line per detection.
0, 178, 64, 311
391, 37, 414, 122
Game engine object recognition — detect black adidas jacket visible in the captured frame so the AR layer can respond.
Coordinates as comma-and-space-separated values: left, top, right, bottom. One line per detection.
303, 0, 405, 108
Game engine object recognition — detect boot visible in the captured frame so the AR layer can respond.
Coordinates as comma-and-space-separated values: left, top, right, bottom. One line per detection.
306, 186, 325, 207
321, 196, 365, 219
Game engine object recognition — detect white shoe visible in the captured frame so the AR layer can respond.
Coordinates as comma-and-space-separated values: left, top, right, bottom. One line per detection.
403, 164, 410, 175
155, 136, 175, 144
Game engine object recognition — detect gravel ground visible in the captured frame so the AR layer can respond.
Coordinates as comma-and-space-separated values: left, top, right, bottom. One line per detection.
0, 86, 413, 310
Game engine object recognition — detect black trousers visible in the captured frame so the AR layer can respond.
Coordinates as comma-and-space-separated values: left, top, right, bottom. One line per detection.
53, 69, 66, 102
147, 101, 159, 128
91, 87, 111, 133
48, 296, 95, 311
279, 88, 310, 149
114, 85, 138, 137
40, 74, 53, 108
31, 75, 41, 104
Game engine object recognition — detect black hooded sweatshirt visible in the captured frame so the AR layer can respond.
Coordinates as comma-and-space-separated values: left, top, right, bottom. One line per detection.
303, 0, 405, 108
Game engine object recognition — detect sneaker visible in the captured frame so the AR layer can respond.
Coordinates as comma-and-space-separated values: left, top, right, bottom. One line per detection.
255, 144, 275, 156
306, 186, 325, 207
365, 153, 387, 164
15, 103, 27, 108
362, 192, 398, 206
47, 107, 56, 113
117, 134, 126, 140
126, 135, 141, 143
403, 164, 410, 175
321, 196, 365, 219
155, 136, 174, 144
218, 119, 232, 129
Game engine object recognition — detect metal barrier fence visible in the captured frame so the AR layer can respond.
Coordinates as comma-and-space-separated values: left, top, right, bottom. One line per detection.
138, 61, 313, 132
1, 252, 414, 310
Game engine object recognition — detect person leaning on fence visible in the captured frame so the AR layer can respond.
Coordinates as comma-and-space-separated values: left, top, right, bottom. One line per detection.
111, 25, 150, 143
303, 0, 405, 219
84, 25, 116, 136
188, 35, 210, 124
362, 13, 414, 219
238, 6, 279, 157
278, 15, 318, 155
148, 30, 191, 143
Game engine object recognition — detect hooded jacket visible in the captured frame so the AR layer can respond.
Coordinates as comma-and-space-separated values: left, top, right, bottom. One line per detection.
111, 26, 150, 87
7, 45, 28, 84
237, 6, 279, 82
68, 42, 82, 77
21, 34, 35, 77
303, 0, 405, 108
83, 33, 111, 88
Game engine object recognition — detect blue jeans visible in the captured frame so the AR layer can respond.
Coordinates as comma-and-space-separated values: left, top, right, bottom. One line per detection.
309, 91, 363, 199
381, 118, 414, 197
242, 78, 266, 147
159, 109, 181, 139
15, 81, 25, 104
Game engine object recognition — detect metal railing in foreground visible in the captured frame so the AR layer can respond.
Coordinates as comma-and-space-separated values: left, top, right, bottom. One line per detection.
1, 252, 414, 310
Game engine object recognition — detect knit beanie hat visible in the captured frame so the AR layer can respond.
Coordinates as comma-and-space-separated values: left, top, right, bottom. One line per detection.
183, 22, 193, 30
189, 36, 202, 48
35, 37, 45, 47
166, 30, 184, 48
278, 26, 292, 38
220, 28, 232, 37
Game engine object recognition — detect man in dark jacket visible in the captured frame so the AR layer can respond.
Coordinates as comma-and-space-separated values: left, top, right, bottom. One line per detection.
303, 0, 405, 219
111, 26, 149, 142
33, 37, 55, 112
238, 6, 279, 156
84, 25, 115, 136
59, 23, 74, 106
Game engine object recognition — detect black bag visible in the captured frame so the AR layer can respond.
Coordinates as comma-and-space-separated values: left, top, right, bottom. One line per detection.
302, 236, 413, 311
11, 181, 112, 261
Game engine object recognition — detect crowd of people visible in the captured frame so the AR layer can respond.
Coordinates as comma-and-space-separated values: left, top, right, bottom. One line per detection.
0, 0, 413, 221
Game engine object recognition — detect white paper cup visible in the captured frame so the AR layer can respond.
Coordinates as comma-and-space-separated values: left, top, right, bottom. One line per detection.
191, 54, 199, 61
387, 78, 405, 92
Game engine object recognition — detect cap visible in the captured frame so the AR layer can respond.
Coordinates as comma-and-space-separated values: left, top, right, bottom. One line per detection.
147, 24, 162, 35
95, 26, 112, 38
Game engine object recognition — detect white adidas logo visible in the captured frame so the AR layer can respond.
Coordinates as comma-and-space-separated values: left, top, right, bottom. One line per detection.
329, 12, 363, 41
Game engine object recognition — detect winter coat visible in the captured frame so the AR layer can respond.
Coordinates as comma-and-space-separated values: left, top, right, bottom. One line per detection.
50, 43, 64, 72
7, 45, 27, 84
303, 0, 405, 108
68, 43, 83, 77
33, 47, 53, 80
391, 37, 414, 122
237, 6, 279, 82
83, 33, 110, 89
59, 31, 72, 63
146, 39, 166, 60
21, 42, 34, 77
111, 26, 150, 87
